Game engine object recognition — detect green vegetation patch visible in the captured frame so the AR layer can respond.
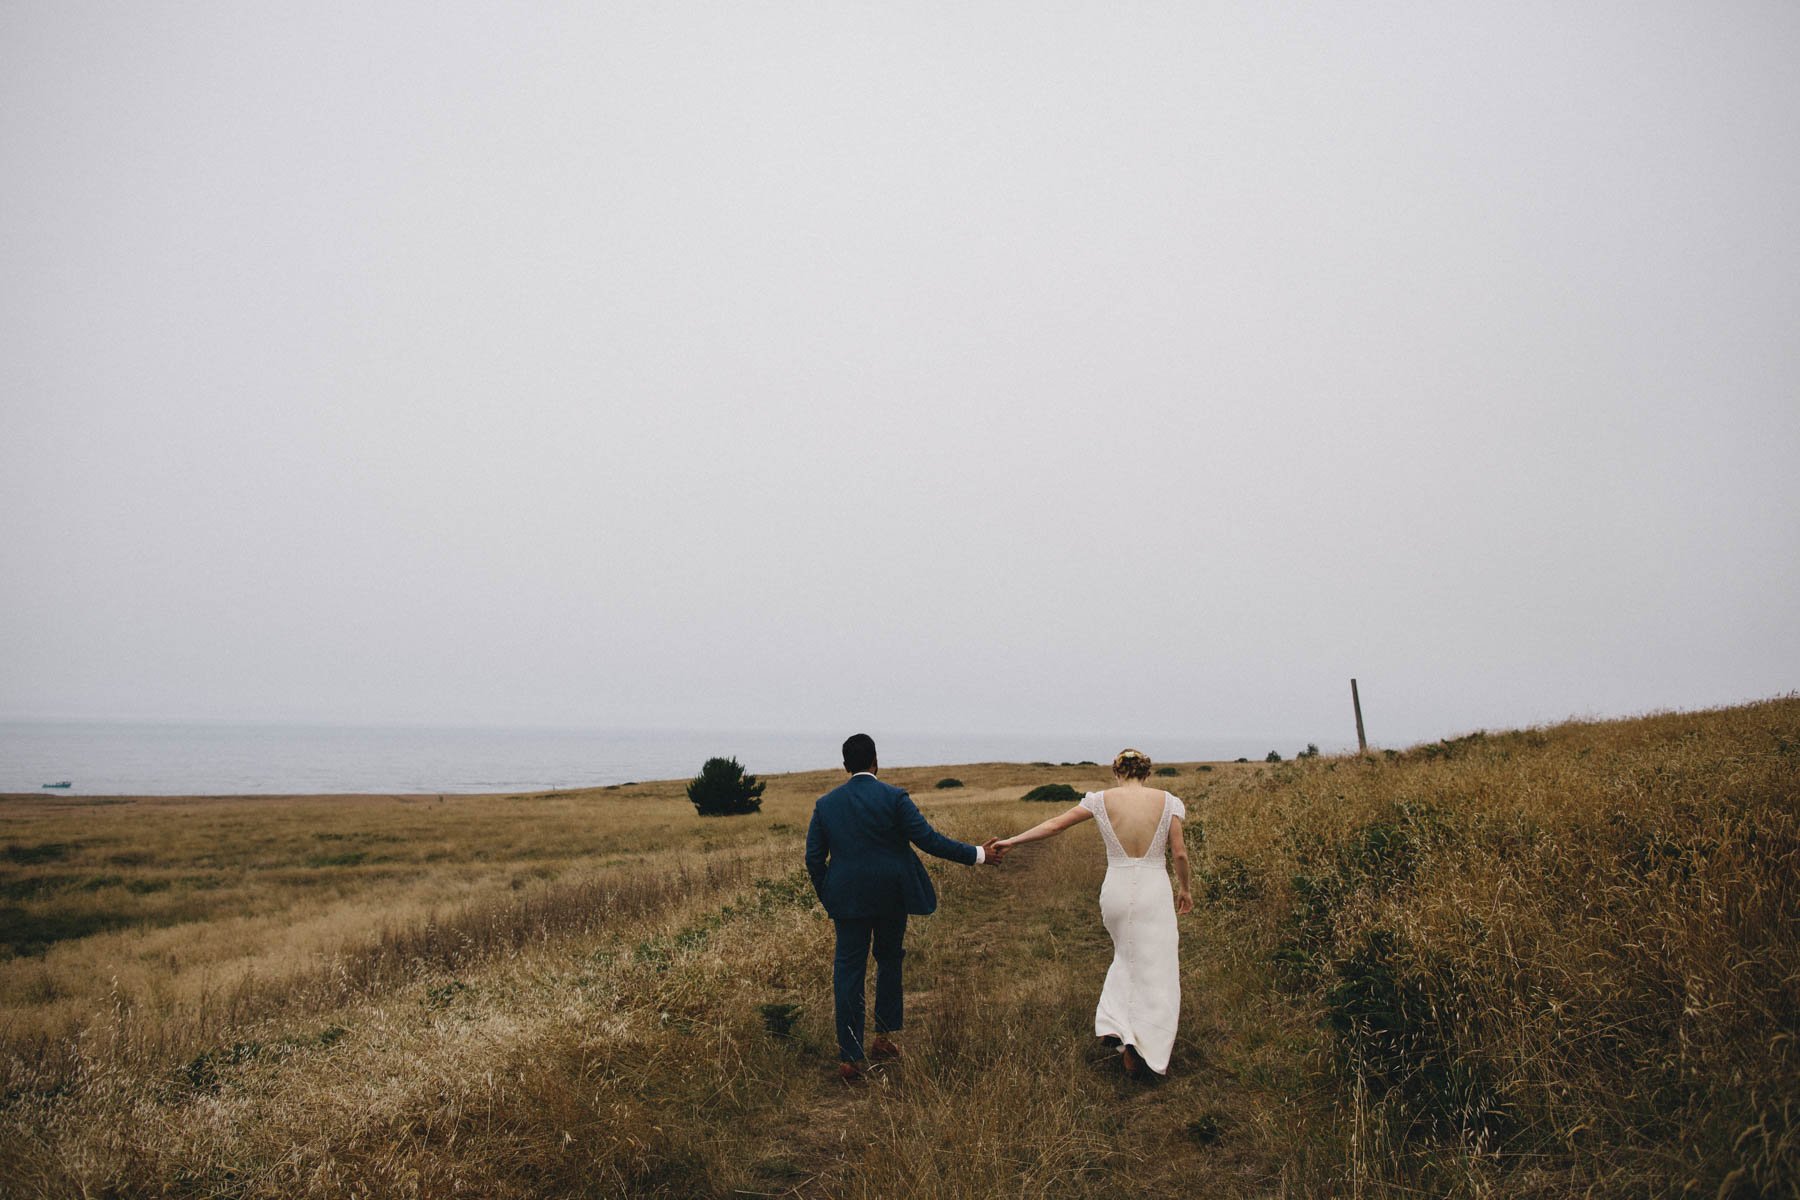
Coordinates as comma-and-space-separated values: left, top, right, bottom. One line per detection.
424, 980, 471, 1008
756, 1002, 802, 1039
0, 905, 135, 957
1324, 928, 1509, 1143
1197, 854, 1262, 905
1021, 783, 1082, 804
3, 842, 74, 865
304, 851, 369, 868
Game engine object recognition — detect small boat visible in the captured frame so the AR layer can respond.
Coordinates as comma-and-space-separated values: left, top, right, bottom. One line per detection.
41, 781, 72, 789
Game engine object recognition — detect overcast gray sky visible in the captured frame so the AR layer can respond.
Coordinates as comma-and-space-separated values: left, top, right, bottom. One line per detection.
2, 2, 1796, 748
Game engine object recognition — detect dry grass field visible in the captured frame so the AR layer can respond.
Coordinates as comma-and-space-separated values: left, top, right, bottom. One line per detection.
1, 699, 1796, 1198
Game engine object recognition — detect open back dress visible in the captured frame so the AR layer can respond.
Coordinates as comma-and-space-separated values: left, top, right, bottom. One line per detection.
1080, 789, 1185, 1074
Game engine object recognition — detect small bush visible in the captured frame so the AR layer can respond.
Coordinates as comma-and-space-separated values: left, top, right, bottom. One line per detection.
757, 1002, 802, 1039
686, 756, 766, 816
1021, 784, 1081, 804
1198, 764, 1214, 772
1298, 743, 1320, 759
1234, 757, 1249, 764
1155, 767, 1180, 777
934, 778, 964, 789
1185, 1112, 1226, 1145
1265, 750, 1283, 763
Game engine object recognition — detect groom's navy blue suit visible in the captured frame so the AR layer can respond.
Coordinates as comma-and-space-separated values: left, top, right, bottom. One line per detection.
805, 772, 979, 1062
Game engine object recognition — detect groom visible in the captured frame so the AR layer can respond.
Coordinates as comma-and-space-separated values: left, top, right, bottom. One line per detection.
804, 733, 1004, 1081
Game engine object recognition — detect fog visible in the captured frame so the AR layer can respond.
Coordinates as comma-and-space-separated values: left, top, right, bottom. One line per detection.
3, 2, 1797, 749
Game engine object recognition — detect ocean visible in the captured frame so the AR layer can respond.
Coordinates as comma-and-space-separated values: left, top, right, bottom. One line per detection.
0, 720, 1308, 797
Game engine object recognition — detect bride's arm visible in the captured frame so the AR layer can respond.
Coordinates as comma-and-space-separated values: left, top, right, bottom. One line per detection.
997, 804, 1093, 850
1169, 817, 1193, 914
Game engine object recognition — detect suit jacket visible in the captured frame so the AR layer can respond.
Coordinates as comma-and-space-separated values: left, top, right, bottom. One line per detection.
804, 774, 978, 919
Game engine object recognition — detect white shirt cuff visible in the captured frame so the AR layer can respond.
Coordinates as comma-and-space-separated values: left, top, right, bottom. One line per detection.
974, 845, 985, 864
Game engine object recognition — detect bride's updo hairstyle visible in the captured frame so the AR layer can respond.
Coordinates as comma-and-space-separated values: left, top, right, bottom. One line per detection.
1112, 748, 1153, 780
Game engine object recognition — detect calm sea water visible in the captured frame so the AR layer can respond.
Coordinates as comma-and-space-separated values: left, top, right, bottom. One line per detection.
0, 720, 1305, 796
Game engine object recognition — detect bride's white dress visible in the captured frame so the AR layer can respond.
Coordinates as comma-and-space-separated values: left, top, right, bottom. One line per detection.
1081, 789, 1185, 1074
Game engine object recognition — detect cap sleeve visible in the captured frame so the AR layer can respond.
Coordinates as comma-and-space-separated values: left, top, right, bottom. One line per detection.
1166, 792, 1186, 821
1080, 791, 1103, 815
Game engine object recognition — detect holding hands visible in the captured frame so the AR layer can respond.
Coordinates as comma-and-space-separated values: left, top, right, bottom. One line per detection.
982, 794, 1193, 918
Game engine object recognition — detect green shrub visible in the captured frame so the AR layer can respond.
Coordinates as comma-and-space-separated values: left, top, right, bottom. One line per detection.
1198, 854, 1262, 904
757, 1002, 802, 1039
934, 778, 964, 789
1272, 813, 1423, 990
1155, 767, 1180, 777
1265, 750, 1283, 763
1185, 1112, 1226, 1145
1299, 743, 1320, 759
1021, 783, 1081, 804
686, 756, 766, 816
1324, 928, 1508, 1143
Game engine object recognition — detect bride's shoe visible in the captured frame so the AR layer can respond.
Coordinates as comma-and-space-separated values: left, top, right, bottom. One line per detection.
1121, 1043, 1145, 1078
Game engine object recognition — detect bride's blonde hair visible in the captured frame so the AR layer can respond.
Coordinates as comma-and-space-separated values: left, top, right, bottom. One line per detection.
1112, 748, 1153, 780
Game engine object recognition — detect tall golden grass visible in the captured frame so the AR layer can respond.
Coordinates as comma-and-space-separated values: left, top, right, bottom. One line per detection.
1242, 698, 1800, 1197
0, 700, 1793, 1197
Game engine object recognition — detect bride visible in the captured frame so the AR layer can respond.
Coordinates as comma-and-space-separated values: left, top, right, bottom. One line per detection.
996, 748, 1192, 1076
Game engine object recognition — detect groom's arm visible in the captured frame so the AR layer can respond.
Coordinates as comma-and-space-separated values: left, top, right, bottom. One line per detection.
804, 804, 830, 902
896, 791, 982, 866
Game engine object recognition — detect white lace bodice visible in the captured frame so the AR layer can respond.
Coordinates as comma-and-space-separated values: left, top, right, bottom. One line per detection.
1081, 790, 1185, 869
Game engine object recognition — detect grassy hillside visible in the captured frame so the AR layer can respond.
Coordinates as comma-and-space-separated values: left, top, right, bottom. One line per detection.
1, 700, 1795, 1197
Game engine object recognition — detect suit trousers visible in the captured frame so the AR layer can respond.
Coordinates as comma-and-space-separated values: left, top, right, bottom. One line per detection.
832, 912, 907, 1062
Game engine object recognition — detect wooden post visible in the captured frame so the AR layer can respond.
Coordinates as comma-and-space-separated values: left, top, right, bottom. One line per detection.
1351, 678, 1368, 754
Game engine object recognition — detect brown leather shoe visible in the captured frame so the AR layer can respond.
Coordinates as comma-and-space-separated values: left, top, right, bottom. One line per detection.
838, 1061, 866, 1084
869, 1035, 901, 1061
1121, 1044, 1145, 1079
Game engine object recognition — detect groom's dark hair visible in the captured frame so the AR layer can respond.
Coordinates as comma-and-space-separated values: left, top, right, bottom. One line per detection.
842, 733, 877, 774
